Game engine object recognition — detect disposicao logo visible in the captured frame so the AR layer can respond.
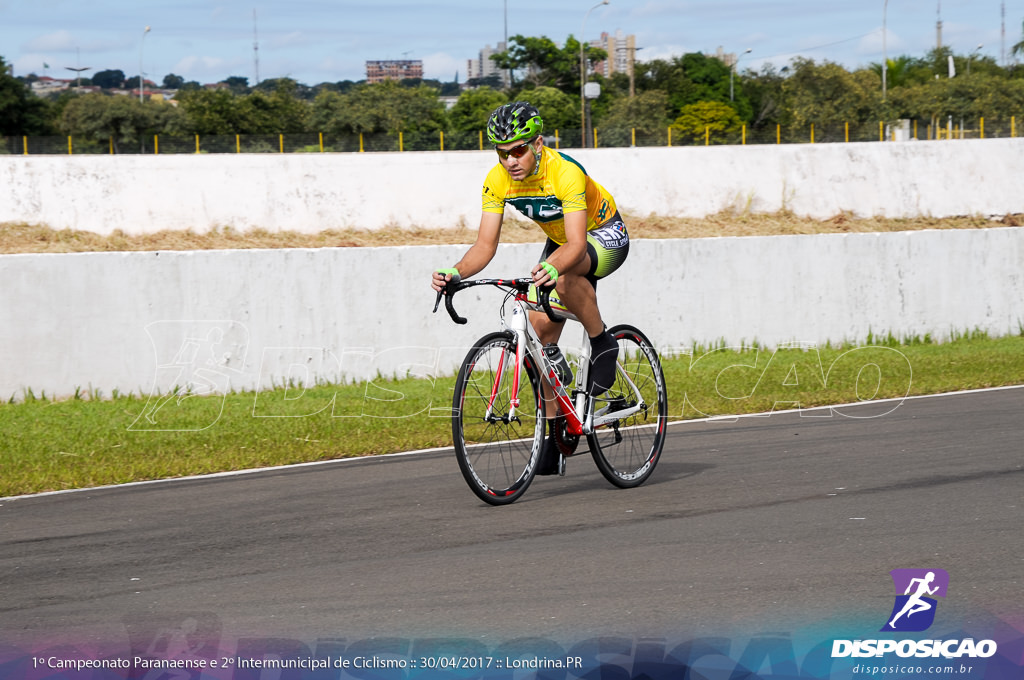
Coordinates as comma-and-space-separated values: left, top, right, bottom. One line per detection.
831, 568, 999, 660
882, 568, 949, 632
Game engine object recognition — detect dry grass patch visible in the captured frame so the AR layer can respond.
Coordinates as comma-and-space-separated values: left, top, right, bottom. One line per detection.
1, 212, 1020, 254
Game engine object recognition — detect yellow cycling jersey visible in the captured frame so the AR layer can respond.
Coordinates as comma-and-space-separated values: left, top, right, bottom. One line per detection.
481, 146, 618, 245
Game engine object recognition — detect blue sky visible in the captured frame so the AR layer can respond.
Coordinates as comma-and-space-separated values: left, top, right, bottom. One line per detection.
1, 1, 1020, 86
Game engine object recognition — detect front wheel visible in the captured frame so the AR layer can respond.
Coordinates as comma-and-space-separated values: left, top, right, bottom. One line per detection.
587, 324, 668, 488
452, 332, 544, 505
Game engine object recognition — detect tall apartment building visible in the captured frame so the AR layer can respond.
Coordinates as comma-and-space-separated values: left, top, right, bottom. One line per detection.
588, 30, 637, 78
708, 46, 740, 68
467, 42, 510, 87
365, 59, 424, 83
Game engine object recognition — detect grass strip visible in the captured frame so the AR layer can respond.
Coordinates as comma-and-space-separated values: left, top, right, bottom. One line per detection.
2, 333, 1022, 498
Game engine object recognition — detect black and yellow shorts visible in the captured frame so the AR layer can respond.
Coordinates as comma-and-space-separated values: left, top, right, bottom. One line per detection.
539, 212, 629, 287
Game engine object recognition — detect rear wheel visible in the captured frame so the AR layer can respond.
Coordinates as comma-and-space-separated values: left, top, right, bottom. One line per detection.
587, 324, 668, 488
452, 332, 544, 505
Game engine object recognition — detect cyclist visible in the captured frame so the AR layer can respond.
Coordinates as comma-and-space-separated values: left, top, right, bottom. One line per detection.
431, 101, 630, 474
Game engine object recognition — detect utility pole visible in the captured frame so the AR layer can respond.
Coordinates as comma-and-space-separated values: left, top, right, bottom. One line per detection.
253, 9, 260, 86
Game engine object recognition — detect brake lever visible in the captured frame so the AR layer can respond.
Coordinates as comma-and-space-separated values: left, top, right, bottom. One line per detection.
433, 282, 467, 324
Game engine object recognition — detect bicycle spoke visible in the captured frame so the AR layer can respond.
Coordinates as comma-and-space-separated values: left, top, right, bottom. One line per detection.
587, 325, 668, 488
453, 333, 543, 504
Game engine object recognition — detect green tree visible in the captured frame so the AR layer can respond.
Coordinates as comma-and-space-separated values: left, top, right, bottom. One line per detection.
782, 59, 881, 135
92, 69, 126, 89
223, 76, 251, 94
237, 80, 311, 133
447, 86, 507, 133
1014, 19, 1024, 57
1, 55, 54, 135
594, 90, 672, 146
634, 56, 698, 113
511, 85, 578, 134
670, 101, 743, 144
60, 93, 186, 152
176, 88, 248, 134
492, 34, 604, 95
680, 52, 732, 103
743, 64, 790, 131
311, 80, 445, 137
870, 55, 915, 89
162, 74, 185, 89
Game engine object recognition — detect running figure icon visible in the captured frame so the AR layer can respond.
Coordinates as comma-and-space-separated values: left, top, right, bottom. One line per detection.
888, 571, 939, 628
882, 568, 949, 632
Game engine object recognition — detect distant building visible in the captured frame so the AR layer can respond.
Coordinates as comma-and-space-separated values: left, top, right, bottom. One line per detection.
467, 42, 510, 87
708, 46, 740, 68
365, 59, 424, 83
592, 30, 638, 78
30, 76, 72, 95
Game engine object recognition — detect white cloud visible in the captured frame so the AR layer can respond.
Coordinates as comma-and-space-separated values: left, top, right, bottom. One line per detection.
23, 30, 76, 51
172, 55, 246, 82
422, 51, 464, 82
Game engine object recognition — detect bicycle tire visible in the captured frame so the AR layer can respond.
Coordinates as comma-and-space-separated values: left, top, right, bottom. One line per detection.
452, 331, 544, 505
587, 324, 668, 488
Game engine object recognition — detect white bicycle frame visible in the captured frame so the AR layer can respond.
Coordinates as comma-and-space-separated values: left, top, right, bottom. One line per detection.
492, 292, 648, 437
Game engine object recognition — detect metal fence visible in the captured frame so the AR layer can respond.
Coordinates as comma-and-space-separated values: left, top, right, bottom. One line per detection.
2, 117, 1019, 155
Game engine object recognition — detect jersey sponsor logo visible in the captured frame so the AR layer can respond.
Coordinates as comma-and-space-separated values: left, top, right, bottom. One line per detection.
508, 198, 563, 222
589, 221, 629, 249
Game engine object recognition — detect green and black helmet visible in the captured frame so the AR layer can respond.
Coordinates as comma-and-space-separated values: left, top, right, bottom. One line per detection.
486, 101, 544, 145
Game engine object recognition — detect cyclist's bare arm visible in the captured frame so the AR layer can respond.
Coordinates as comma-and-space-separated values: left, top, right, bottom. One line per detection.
431, 212, 503, 292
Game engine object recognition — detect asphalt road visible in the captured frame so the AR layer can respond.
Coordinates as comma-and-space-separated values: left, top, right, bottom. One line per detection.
2, 387, 1022, 657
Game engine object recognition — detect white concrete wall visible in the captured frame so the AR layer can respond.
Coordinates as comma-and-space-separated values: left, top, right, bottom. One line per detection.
2, 228, 1022, 401
2, 139, 1024, 234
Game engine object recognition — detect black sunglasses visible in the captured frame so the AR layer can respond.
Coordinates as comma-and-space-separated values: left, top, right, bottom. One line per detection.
495, 138, 537, 160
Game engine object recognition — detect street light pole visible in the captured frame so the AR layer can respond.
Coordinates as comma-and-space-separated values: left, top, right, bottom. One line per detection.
968, 43, 983, 75
883, 0, 888, 99
579, 0, 609, 148
730, 48, 751, 101
139, 25, 150, 104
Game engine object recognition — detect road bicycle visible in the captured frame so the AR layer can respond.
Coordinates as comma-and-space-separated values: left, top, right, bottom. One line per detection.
434, 277, 668, 505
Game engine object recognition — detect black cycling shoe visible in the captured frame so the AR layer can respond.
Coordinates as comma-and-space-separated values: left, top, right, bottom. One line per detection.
535, 434, 562, 476
588, 330, 618, 396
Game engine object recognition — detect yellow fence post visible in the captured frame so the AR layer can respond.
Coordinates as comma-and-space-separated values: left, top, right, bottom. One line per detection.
479, 130, 483, 150
668, 127, 672, 147
810, 123, 815, 144
879, 121, 883, 142
110, 137, 114, 154
68, 136, 72, 155
154, 135, 159, 154
705, 126, 709, 146
742, 124, 746, 145
980, 117, 984, 139
196, 135, 201, 154
845, 122, 849, 143
400, 131, 404, 152
1013, 116, 1016, 138
914, 120, 918, 140
23, 136, 28, 155
440, 130, 444, 151
279, 134, 284, 153
319, 132, 324, 152
776, 124, 780, 144
555, 129, 560, 150
360, 133, 364, 152
593, 128, 598, 148
235, 134, 240, 153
